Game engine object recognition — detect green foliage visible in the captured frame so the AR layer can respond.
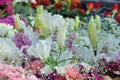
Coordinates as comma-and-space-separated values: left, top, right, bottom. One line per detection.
14, 3, 35, 17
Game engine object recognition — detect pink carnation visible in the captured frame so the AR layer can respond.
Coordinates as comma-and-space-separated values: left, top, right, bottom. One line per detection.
0, 63, 38, 80
0, 64, 26, 80
66, 67, 84, 80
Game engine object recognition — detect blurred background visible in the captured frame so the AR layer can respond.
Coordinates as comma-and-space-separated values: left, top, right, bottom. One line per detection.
81, 0, 120, 3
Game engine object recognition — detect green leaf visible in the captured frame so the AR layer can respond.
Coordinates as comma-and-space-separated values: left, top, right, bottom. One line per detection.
48, 55, 56, 70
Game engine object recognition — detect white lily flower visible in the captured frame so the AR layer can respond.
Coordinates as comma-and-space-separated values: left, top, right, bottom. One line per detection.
0, 23, 13, 37
0, 38, 21, 62
24, 27, 39, 46
28, 37, 52, 61
35, 9, 64, 36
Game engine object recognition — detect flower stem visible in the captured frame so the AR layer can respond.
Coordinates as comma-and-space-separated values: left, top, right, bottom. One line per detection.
94, 48, 97, 56
55, 48, 62, 65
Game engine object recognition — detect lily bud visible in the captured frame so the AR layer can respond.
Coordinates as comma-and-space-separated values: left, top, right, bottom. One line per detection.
88, 16, 98, 49
14, 14, 21, 30
74, 16, 80, 30
14, 14, 26, 31
35, 6, 43, 28
35, 6, 50, 37
95, 15, 101, 29
57, 24, 67, 49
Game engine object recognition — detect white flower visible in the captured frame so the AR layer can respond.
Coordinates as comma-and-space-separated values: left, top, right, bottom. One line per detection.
27, 37, 52, 61
57, 23, 67, 49
37, 11, 64, 36
7, 30, 15, 39
24, 27, 39, 46
97, 32, 120, 60
0, 38, 21, 62
37, 11, 51, 36
51, 14, 64, 29
0, 23, 13, 36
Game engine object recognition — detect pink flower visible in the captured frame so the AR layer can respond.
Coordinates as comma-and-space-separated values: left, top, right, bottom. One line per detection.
0, 0, 13, 14
66, 67, 84, 80
25, 60, 44, 75
6, 4, 13, 13
0, 63, 38, 80
0, 64, 26, 80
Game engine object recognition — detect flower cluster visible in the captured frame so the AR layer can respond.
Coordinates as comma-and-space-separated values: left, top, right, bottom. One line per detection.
0, 1, 120, 80
97, 56, 120, 76
0, 63, 38, 80
30, 0, 50, 8
29, 0, 120, 24
0, 15, 15, 26
0, 0, 13, 16
14, 33, 32, 49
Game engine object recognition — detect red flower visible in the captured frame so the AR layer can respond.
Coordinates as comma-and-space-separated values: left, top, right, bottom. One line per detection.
87, 2, 94, 10
30, 0, 37, 8
95, 2, 101, 9
113, 3, 119, 11
77, 3, 82, 8
41, 0, 50, 7
105, 62, 120, 71
72, 0, 81, 5
70, 4, 76, 10
31, 3, 37, 8
54, 3, 63, 10
36, 0, 41, 4
79, 9, 85, 14
116, 13, 120, 23
104, 11, 112, 17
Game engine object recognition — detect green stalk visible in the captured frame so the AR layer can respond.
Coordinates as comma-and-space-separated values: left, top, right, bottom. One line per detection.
55, 48, 62, 65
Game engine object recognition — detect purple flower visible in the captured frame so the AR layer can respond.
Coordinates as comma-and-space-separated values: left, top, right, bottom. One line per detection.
79, 64, 84, 71
0, 15, 15, 26
0, 15, 28, 27
6, 5, 13, 13
65, 34, 77, 51
0, 0, 13, 13
0, 0, 5, 6
14, 33, 32, 49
